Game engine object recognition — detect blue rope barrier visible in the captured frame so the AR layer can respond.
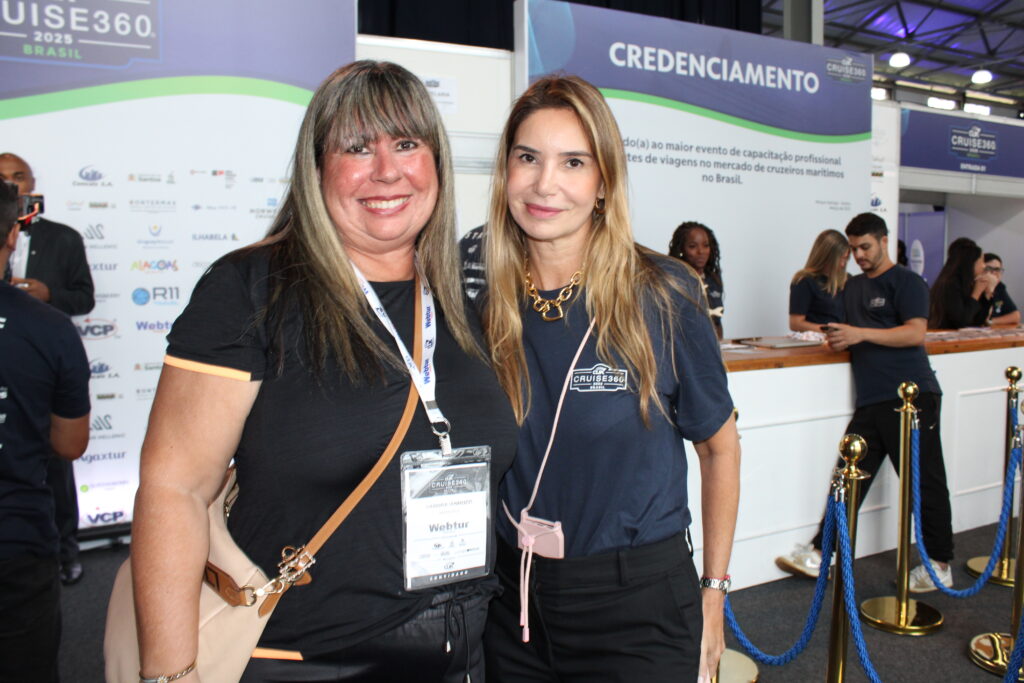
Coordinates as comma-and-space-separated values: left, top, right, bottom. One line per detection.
835, 499, 884, 683
724, 493, 837, 665
909, 403, 1022, 598
1005, 611, 1024, 683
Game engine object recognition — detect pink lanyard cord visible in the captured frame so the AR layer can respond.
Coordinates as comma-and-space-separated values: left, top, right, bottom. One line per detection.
503, 319, 595, 642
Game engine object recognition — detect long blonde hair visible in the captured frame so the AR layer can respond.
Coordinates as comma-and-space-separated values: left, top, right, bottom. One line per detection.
483, 75, 679, 425
792, 229, 849, 296
263, 60, 477, 380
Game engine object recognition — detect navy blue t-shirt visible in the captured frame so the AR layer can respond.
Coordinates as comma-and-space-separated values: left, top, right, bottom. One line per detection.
0, 281, 90, 559
843, 265, 940, 407
498, 256, 734, 558
789, 276, 844, 324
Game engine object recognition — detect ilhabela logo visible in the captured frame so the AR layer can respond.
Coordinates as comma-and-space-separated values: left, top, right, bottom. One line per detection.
76, 317, 117, 340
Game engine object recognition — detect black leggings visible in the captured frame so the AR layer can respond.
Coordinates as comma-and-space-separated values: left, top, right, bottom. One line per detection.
485, 534, 703, 683
240, 589, 490, 682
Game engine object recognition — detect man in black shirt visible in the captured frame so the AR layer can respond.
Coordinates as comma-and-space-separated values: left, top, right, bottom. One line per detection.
0, 180, 91, 681
982, 253, 1020, 326
0, 153, 94, 585
777, 213, 955, 592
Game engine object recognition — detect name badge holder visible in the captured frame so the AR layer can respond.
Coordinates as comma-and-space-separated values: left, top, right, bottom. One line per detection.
504, 319, 595, 642
353, 256, 493, 591
400, 446, 492, 590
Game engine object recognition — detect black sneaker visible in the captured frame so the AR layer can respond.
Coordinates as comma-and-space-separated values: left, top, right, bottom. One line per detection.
60, 560, 83, 585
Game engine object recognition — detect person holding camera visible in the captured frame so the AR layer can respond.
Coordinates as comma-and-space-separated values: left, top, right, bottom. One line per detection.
0, 153, 94, 588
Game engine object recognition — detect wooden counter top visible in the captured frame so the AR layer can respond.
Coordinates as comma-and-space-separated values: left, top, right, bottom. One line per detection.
723, 327, 1024, 373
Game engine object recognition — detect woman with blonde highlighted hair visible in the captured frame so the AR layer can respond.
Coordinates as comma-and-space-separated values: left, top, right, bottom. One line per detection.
478, 75, 740, 683
130, 61, 517, 682
789, 228, 850, 332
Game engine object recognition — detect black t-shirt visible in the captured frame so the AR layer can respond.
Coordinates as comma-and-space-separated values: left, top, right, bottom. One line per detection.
986, 282, 1018, 319
164, 247, 517, 656
930, 280, 984, 329
704, 274, 724, 335
0, 281, 90, 560
497, 255, 734, 557
789, 275, 844, 324
843, 265, 940, 407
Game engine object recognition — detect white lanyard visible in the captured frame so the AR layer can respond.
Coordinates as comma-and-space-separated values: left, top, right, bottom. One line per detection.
352, 257, 452, 455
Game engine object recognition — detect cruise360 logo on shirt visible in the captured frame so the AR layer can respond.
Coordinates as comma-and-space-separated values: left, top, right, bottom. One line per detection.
570, 364, 628, 392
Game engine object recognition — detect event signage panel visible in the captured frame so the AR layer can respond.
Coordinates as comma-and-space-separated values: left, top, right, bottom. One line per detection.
524, 0, 870, 137
0, 0, 356, 532
519, 0, 872, 338
900, 108, 1024, 178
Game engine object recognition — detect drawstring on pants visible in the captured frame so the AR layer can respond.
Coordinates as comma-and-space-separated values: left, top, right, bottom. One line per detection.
443, 596, 472, 683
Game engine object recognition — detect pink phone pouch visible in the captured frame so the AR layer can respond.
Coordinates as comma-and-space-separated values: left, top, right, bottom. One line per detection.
517, 513, 565, 559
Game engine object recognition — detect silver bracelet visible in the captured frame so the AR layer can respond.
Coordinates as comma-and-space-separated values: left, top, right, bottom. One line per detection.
139, 660, 196, 683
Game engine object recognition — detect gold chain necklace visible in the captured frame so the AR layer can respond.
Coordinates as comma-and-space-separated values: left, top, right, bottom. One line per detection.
524, 269, 583, 321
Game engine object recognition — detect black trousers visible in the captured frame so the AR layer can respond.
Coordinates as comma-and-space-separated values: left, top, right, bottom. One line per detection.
485, 534, 702, 683
45, 457, 79, 564
0, 555, 61, 683
812, 392, 954, 562
240, 588, 490, 682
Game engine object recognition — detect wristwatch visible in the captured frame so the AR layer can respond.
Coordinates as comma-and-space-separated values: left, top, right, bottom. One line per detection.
700, 575, 732, 594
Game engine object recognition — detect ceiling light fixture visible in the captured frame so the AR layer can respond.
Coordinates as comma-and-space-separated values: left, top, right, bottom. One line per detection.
963, 102, 991, 115
926, 96, 957, 110
889, 52, 911, 68
971, 69, 993, 85
871, 87, 889, 101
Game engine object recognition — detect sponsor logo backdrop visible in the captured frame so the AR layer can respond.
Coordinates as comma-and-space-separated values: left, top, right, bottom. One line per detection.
1, 0, 356, 531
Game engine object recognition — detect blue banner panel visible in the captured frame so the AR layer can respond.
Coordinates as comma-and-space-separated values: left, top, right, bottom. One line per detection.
525, 0, 871, 138
900, 108, 1024, 178
1, 0, 356, 100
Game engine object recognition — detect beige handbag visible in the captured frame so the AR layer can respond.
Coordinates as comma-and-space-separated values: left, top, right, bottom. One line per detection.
104, 289, 424, 683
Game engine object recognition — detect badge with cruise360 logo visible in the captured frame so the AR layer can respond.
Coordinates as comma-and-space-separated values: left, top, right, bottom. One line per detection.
400, 445, 492, 591
570, 363, 628, 392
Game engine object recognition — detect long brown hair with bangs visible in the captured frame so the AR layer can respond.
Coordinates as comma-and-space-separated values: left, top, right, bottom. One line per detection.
262, 60, 477, 381
483, 75, 685, 424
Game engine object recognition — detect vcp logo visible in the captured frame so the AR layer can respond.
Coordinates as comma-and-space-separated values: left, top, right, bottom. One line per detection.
76, 318, 117, 340
86, 510, 126, 525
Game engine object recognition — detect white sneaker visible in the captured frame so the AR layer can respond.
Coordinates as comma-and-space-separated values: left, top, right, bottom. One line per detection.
775, 543, 823, 579
908, 560, 953, 593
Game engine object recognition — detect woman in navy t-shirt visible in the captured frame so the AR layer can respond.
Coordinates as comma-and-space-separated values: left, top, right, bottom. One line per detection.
669, 221, 724, 338
479, 75, 740, 683
789, 229, 849, 332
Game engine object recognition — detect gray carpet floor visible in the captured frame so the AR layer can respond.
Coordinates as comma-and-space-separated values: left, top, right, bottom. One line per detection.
61, 524, 1017, 682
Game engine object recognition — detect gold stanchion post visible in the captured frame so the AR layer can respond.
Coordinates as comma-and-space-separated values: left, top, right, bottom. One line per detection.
860, 382, 944, 635
968, 388, 1024, 680
965, 366, 1021, 586
826, 434, 870, 683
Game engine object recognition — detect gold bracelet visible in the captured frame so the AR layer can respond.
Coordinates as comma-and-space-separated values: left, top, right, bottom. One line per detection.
139, 660, 196, 683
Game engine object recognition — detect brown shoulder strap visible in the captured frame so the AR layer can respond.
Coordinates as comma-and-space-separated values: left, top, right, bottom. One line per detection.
250, 274, 424, 616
